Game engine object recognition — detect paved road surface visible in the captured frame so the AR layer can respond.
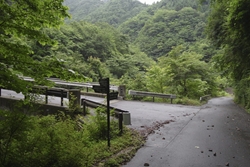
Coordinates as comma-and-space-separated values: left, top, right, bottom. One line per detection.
121, 97, 250, 167
2, 90, 250, 166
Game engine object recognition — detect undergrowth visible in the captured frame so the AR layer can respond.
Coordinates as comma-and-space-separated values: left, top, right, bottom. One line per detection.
0, 104, 144, 167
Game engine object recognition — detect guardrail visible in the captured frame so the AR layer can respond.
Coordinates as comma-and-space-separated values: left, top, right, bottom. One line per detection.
128, 90, 177, 104
200, 95, 211, 102
81, 98, 131, 134
21, 77, 119, 91
28, 86, 68, 106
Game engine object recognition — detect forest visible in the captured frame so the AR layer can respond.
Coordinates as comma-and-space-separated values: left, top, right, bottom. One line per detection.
1, 0, 250, 166
31, 0, 223, 103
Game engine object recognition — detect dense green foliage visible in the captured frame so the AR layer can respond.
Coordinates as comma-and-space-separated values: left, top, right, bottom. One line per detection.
206, 0, 250, 109
0, 105, 144, 167
0, 0, 84, 94
64, 0, 147, 26
135, 7, 206, 58
32, 21, 153, 81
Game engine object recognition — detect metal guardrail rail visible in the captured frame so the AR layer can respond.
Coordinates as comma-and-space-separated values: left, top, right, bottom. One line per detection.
200, 95, 211, 102
128, 90, 176, 104
21, 77, 119, 91
81, 98, 129, 114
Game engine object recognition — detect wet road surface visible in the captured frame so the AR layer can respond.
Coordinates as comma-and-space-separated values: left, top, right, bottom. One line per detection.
120, 97, 250, 167
2, 90, 250, 166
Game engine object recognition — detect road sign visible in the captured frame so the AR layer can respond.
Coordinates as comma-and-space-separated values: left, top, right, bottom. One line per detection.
99, 78, 108, 87
93, 85, 107, 93
109, 92, 118, 100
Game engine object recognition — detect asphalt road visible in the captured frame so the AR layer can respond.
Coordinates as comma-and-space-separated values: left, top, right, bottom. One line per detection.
2, 90, 250, 166
121, 97, 250, 167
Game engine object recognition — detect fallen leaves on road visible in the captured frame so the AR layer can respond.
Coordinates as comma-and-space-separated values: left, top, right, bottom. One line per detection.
138, 120, 175, 139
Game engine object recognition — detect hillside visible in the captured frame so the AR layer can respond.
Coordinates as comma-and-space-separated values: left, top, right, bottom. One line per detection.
64, 0, 211, 58
64, 0, 147, 26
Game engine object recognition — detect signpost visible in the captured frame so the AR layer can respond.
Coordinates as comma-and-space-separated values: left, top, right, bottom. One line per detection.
98, 78, 111, 147
94, 78, 119, 147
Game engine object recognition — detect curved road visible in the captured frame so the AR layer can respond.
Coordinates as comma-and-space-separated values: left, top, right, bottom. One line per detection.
120, 97, 250, 167
2, 90, 250, 166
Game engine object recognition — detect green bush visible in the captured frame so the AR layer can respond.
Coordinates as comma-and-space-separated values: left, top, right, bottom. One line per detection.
175, 97, 201, 105
0, 104, 143, 167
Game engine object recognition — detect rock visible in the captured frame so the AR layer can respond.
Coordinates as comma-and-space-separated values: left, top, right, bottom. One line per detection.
225, 162, 229, 166
214, 153, 216, 156
162, 137, 165, 140
202, 120, 205, 122
209, 149, 213, 152
144, 163, 150, 166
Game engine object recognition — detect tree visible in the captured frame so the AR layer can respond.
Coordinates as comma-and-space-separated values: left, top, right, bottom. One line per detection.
145, 63, 169, 93
206, 0, 250, 107
136, 7, 206, 58
155, 45, 216, 98
0, 0, 84, 93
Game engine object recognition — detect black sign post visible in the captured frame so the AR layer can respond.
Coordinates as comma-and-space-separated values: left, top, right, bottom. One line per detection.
99, 78, 110, 147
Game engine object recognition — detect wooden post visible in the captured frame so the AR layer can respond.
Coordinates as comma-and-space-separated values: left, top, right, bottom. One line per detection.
83, 100, 86, 116
61, 90, 64, 106
45, 88, 48, 104
119, 112, 123, 135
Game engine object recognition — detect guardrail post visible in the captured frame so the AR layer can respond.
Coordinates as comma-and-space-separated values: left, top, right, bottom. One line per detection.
82, 100, 86, 116
153, 97, 155, 102
60, 90, 64, 106
171, 98, 173, 104
119, 112, 123, 135
0, 87, 1, 96
45, 88, 48, 104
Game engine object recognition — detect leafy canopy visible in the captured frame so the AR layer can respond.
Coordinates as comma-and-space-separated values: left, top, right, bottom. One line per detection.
0, 0, 81, 93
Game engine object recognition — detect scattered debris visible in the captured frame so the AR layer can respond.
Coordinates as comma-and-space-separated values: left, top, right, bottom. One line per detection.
138, 120, 175, 139
195, 146, 200, 149
213, 153, 217, 156
144, 163, 150, 166
202, 120, 205, 122
225, 162, 229, 166
201, 151, 204, 153
162, 137, 165, 140
211, 125, 214, 127
209, 149, 213, 152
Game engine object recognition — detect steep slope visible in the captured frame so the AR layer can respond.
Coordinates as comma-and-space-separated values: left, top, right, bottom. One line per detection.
64, 0, 147, 26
